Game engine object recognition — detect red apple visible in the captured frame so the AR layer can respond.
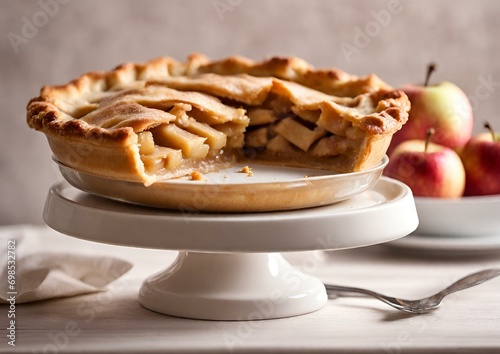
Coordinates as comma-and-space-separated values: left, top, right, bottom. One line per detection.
384, 129, 466, 198
460, 122, 500, 196
388, 64, 474, 155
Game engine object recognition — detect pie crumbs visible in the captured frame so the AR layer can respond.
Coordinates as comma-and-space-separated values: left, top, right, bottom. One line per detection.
239, 166, 253, 177
190, 171, 204, 181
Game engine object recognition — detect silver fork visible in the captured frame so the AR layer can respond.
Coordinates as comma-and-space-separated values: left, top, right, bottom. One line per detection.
325, 268, 500, 314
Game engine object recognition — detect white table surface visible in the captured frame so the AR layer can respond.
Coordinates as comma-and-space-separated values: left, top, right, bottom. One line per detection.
1, 225, 500, 353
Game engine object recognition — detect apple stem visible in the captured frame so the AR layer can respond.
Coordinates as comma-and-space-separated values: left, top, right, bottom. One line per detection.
424, 63, 437, 87
484, 121, 496, 142
425, 128, 435, 152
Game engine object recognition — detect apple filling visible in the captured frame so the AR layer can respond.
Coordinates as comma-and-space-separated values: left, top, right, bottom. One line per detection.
136, 104, 237, 175
243, 105, 362, 160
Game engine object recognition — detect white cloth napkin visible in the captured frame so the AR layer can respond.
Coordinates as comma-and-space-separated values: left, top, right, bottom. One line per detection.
0, 225, 132, 304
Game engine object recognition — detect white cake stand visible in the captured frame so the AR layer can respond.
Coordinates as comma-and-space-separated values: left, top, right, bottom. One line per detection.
43, 177, 418, 320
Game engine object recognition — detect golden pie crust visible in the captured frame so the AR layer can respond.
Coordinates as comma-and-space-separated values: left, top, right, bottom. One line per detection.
27, 54, 410, 186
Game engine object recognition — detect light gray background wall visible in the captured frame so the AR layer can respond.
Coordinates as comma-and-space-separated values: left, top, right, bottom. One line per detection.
1, 0, 500, 225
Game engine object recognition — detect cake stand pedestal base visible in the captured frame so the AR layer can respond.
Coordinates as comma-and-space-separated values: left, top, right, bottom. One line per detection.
139, 252, 327, 320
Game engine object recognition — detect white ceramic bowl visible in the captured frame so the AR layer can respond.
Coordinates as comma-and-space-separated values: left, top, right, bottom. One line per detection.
414, 195, 500, 237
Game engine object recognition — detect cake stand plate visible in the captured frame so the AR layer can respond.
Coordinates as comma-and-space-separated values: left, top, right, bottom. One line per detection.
43, 177, 418, 320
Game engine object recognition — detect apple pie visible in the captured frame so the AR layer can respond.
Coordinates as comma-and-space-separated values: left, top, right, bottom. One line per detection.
27, 54, 410, 186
